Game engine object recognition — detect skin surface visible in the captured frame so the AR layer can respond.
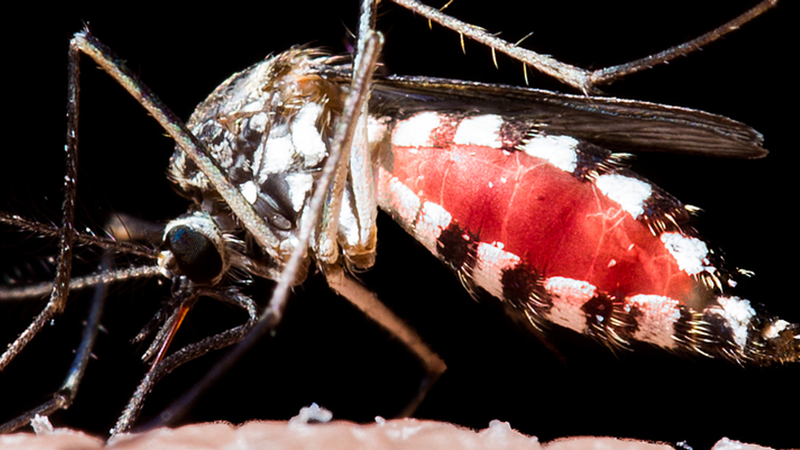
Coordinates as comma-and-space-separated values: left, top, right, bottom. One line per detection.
0, 418, 744, 450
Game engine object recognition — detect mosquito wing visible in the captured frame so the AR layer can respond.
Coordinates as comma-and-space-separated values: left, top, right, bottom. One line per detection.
367, 75, 766, 159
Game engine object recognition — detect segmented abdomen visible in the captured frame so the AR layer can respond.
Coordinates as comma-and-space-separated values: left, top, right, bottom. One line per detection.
374, 111, 799, 364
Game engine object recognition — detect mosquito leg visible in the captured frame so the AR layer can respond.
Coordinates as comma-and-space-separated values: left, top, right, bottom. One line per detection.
590, 1, 778, 87
111, 288, 258, 436
391, 0, 778, 93
0, 254, 110, 433
322, 106, 379, 270
0, 36, 83, 373
0, 266, 162, 302
0, 212, 160, 259
0, 255, 162, 432
69, 31, 282, 261
317, 0, 387, 272
316, 2, 446, 416
323, 264, 446, 417
340, 0, 381, 270
0, 212, 163, 431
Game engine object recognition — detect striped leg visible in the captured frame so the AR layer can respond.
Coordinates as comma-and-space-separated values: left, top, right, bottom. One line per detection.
324, 264, 446, 416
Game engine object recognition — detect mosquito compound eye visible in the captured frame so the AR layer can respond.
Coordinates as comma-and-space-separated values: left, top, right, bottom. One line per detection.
165, 225, 224, 284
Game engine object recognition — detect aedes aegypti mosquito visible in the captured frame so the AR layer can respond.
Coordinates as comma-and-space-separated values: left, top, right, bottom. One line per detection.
1, 1, 798, 448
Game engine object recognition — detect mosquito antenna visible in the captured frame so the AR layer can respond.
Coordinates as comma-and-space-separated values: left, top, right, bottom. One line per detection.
0, 38, 83, 372
0, 212, 159, 259
0, 265, 162, 302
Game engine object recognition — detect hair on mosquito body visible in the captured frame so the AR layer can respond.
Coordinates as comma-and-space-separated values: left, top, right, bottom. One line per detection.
1, 1, 798, 449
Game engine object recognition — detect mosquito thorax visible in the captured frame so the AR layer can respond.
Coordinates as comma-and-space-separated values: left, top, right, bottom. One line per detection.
167, 48, 346, 276
160, 212, 229, 285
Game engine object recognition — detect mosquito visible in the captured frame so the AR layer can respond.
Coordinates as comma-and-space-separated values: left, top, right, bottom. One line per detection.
0, 1, 797, 447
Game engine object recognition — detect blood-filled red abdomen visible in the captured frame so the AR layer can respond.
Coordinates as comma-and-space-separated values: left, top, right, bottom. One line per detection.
381, 142, 694, 301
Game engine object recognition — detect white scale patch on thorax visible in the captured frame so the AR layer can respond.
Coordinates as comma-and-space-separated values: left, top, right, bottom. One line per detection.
521, 134, 579, 172
252, 103, 327, 184
393, 112, 441, 147
291, 102, 327, 166
545, 277, 598, 334
595, 174, 652, 218
284, 173, 315, 213
660, 232, 713, 276
239, 180, 258, 204
453, 114, 503, 149
253, 125, 295, 182
242, 102, 328, 220
249, 112, 269, 132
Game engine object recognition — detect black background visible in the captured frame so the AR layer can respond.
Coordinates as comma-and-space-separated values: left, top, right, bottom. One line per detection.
1, 1, 798, 448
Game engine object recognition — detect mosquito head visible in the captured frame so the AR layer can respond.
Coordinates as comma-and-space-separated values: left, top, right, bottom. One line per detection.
160, 212, 229, 286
